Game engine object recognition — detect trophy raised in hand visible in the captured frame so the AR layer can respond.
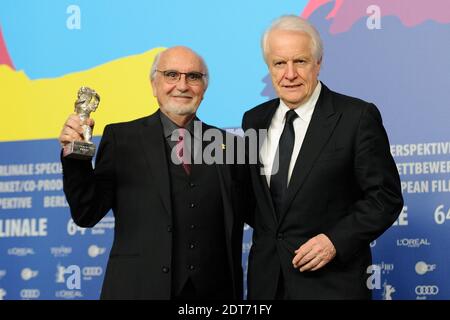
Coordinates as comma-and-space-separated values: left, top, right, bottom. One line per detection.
63, 86, 100, 160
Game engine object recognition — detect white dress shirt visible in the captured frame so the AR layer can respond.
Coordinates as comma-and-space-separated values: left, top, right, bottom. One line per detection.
260, 81, 322, 186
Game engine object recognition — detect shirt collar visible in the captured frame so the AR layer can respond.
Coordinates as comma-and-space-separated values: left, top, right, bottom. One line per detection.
277, 81, 322, 123
159, 111, 198, 139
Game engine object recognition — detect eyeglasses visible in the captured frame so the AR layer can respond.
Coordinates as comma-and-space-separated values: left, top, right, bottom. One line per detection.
156, 70, 206, 85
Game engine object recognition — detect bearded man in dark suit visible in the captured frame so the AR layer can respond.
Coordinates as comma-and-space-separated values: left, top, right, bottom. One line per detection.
60, 46, 246, 300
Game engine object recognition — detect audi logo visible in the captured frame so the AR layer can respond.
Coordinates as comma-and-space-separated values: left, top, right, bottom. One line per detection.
415, 285, 439, 295
82, 267, 103, 276
20, 289, 40, 299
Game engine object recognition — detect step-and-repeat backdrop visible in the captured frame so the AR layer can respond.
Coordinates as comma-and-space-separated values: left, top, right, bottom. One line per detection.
1, 0, 449, 300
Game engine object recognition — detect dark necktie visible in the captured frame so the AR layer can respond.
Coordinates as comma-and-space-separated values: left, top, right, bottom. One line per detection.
270, 109, 298, 218
176, 129, 191, 175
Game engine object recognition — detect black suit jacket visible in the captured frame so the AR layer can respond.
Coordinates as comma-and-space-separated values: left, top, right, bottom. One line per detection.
242, 83, 403, 299
62, 111, 246, 299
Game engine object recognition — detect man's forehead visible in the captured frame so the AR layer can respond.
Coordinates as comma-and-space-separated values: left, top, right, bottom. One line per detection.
159, 50, 203, 71
267, 31, 314, 57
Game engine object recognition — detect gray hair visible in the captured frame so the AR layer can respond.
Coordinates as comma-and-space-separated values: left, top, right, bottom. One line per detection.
150, 48, 209, 88
262, 15, 323, 63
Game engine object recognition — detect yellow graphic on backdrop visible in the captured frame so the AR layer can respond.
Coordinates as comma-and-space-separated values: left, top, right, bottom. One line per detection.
0, 48, 165, 141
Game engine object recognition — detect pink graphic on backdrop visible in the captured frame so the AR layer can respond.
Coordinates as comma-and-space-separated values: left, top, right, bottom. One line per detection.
0, 26, 14, 69
301, 0, 450, 33
301, 0, 343, 20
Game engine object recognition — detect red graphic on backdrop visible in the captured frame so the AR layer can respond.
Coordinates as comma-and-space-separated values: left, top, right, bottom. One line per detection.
0, 26, 14, 69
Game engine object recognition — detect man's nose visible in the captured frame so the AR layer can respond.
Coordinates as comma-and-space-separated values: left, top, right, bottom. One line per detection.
285, 62, 298, 80
176, 74, 189, 91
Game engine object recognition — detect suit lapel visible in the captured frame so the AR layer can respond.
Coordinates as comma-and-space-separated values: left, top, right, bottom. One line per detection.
254, 99, 279, 221
207, 124, 237, 291
139, 111, 172, 217
280, 84, 341, 221
216, 162, 233, 251
200, 122, 233, 236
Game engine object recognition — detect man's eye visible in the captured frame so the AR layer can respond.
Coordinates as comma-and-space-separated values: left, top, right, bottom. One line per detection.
165, 71, 179, 78
187, 73, 202, 81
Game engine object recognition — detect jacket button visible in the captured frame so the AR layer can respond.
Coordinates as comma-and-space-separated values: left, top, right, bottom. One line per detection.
189, 203, 196, 208
277, 233, 284, 240
190, 224, 196, 230
167, 225, 172, 232
189, 182, 195, 188
188, 265, 195, 271
162, 266, 169, 273
189, 243, 195, 249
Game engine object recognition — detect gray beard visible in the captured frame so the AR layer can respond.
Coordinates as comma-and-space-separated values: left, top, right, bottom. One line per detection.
164, 103, 197, 116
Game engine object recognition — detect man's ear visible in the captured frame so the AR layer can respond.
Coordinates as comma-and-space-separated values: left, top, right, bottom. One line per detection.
316, 57, 322, 76
150, 80, 157, 98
